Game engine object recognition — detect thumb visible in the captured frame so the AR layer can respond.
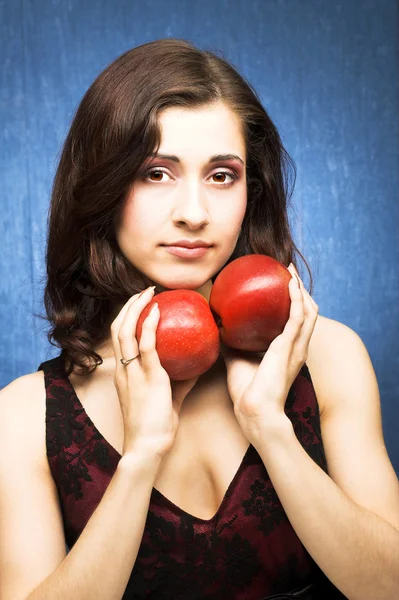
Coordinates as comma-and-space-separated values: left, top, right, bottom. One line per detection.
220, 340, 240, 367
171, 376, 199, 413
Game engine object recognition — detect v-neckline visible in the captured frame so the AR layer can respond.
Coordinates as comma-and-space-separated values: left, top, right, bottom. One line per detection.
55, 356, 254, 524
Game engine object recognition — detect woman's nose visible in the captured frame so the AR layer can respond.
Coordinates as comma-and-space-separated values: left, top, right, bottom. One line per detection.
172, 181, 209, 229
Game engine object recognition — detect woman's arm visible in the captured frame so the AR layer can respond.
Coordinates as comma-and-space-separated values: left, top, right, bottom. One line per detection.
0, 374, 163, 600
26, 454, 162, 600
255, 317, 399, 600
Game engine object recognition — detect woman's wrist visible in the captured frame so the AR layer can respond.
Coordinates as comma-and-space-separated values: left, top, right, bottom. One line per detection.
118, 448, 164, 477
238, 409, 294, 450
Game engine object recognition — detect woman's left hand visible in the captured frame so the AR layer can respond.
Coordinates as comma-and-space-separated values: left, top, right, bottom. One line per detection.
221, 263, 319, 444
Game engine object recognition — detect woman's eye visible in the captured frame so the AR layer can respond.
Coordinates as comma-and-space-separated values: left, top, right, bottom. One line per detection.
144, 168, 170, 182
211, 171, 237, 185
142, 168, 238, 185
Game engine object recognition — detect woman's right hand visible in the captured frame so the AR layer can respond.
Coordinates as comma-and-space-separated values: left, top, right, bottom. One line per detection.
110, 285, 199, 460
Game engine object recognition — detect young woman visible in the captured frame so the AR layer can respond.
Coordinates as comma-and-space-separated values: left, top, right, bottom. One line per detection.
1, 38, 398, 600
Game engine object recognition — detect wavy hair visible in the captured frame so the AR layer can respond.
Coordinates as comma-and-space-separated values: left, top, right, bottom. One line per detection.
41, 38, 313, 375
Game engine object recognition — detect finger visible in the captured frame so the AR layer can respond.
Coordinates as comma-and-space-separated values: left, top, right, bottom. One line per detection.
137, 302, 165, 374
110, 292, 144, 363
302, 285, 319, 317
291, 268, 318, 323
280, 274, 305, 346
287, 263, 317, 306
287, 263, 319, 318
287, 262, 299, 278
296, 288, 319, 355
110, 286, 155, 333
117, 286, 155, 372
171, 376, 198, 401
171, 376, 200, 416
111, 292, 141, 329
286, 270, 319, 363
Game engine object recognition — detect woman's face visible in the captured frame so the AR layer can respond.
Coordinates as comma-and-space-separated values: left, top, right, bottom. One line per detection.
115, 101, 247, 301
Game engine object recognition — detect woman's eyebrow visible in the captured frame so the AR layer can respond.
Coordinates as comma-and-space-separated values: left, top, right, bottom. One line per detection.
148, 152, 244, 165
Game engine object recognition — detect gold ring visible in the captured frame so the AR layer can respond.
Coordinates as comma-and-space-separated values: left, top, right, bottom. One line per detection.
120, 353, 140, 366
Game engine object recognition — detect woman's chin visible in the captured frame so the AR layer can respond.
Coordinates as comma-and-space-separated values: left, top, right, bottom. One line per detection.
153, 278, 213, 299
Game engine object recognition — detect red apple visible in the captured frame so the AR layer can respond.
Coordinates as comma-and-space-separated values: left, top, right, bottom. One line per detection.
136, 289, 220, 381
209, 254, 292, 352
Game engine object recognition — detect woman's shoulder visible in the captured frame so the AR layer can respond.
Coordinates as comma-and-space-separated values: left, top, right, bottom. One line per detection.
309, 313, 354, 352
307, 313, 373, 417
0, 370, 48, 472
0, 369, 46, 405
308, 313, 367, 364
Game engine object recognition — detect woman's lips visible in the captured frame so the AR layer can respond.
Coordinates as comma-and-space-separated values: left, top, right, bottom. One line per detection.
163, 245, 211, 258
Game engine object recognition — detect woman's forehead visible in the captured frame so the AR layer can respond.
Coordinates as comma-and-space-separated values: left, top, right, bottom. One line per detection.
155, 103, 245, 161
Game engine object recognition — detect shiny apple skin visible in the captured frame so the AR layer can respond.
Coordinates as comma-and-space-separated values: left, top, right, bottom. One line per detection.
136, 289, 220, 381
209, 254, 292, 352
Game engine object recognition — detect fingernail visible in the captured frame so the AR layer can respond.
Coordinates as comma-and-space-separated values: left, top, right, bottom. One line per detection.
293, 273, 300, 288
149, 302, 159, 316
138, 286, 155, 298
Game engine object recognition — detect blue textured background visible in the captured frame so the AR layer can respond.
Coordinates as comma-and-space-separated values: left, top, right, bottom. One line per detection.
1, 0, 398, 473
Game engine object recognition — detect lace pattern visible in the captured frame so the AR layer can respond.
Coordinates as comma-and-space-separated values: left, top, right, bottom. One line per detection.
38, 356, 346, 599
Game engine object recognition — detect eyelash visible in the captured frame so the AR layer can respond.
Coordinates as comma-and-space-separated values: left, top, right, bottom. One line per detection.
141, 167, 239, 186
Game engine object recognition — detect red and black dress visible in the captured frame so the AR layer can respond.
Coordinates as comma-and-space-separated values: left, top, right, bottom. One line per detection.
38, 355, 347, 599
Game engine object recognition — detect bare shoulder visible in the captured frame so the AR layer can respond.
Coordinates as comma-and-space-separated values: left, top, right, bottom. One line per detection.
0, 370, 48, 472
308, 313, 364, 359
307, 314, 375, 418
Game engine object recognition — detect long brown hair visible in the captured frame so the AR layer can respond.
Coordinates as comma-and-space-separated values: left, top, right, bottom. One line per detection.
41, 38, 313, 376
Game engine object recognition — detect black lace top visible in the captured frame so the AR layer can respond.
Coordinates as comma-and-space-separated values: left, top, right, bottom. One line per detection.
38, 355, 347, 599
